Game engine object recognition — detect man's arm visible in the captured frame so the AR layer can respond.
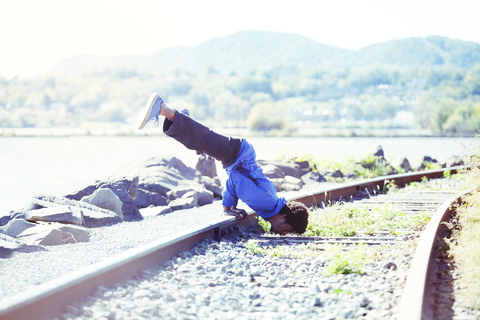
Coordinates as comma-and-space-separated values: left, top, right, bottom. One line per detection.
223, 205, 247, 220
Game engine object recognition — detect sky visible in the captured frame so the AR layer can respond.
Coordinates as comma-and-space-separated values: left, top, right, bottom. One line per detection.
1, 0, 480, 79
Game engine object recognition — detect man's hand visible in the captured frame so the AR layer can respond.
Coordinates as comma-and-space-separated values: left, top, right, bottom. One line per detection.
223, 206, 248, 220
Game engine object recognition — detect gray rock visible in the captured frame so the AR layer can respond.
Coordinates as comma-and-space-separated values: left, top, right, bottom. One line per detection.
134, 188, 168, 208
81, 208, 122, 228
386, 165, 398, 175
16, 223, 89, 246
366, 145, 385, 161
284, 175, 303, 187
196, 154, 218, 178
195, 189, 214, 206
197, 176, 223, 197
16, 225, 64, 246
270, 178, 284, 192
410, 158, 425, 171
437, 154, 464, 168
260, 164, 284, 179
25, 206, 83, 225
31, 194, 122, 228
282, 176, 304, 191
257, 160, 304, 179
1, 219, 38, 237
323, 169, 344, 178
97, 179, 141, 221
167, 187, 214, 206
0, 233, 24, 250
67, 156, 216, 215
167, 187, 197, 200
139, 206, 173, 218
423, 156, 437, 163
169, 192, 198, 211
58, 224, 89, 243
0, 234, 24, 258
301, 171, 327, 183
81, 188, 124, 220
390, 157, 412, 172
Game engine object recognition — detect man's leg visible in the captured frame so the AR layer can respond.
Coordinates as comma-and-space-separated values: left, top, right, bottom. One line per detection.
163, 108, 242, 168
137, 93, 242, 168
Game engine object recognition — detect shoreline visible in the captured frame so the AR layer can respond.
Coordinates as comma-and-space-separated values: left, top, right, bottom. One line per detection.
0, 127, 476, 138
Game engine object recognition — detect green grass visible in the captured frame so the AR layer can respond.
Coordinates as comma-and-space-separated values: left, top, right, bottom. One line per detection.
447, 167, 480, 309
245, 240, 283, 258
322, 243, 371, 276
304, 202, 431, 237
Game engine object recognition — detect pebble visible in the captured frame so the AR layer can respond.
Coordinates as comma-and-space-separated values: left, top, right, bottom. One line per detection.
59, 231, 419, 320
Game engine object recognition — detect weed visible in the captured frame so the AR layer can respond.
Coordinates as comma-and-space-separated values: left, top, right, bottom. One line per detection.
245, 240, 283, 258
305, 201, 429, 236
384, 179, 398, 193
257, 216, 271, 233
322, 244, 371, 276
423, 162, 442, 170
445, 134, 480, 310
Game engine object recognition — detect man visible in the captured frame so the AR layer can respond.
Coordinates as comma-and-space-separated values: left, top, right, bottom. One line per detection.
137, 93, 309, 235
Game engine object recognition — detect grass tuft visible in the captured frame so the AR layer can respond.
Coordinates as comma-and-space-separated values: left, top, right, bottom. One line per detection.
322, 244, 371, 276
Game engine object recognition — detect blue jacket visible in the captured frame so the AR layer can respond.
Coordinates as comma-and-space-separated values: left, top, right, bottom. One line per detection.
222, 139, 286, 219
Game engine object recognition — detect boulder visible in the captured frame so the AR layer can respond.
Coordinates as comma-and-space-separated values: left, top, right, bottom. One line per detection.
196, 176, 223, 197
81, 209, 122, 228
169, 192, 198, 211
386, 165, 398, 175
167, 187, 214, 206
0, 233, 24, 258
66, 177, 141, 222
1, 219, 38, 237
423, 156, 438, 163
282, 176, 303, 191
366, 145, 385, 161
390, 157, 412, 172
301, 171, 327, 184
410, 158, 425, 171
134, 188, 168, 208
257, 160, 304, 179
66, 156, 217, 214
81, 188, 124, 220
25, 206, 83, 225
167, 187, 197, 200
270, 178, 284, 192
0, 233, 24, 249
196, 154, 218, 178
139, 206, 173, 218
260, 164, 284, 179
323, 169, 344, 179
16, 223, 89, 246
196, 189, 214, 206
16, 225, 64, 246
437, 154, 464, 168
57, 224, 89, 243
284, 176, 303, 188
31, 194, 122, 228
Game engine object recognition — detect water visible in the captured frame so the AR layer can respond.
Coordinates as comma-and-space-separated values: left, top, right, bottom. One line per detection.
0, 135, 473, 216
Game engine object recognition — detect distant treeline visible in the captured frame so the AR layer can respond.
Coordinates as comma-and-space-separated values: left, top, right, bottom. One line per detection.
0, 63, 479, 134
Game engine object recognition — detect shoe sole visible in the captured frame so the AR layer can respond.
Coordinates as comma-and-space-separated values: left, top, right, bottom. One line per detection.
137, 92, 159, 129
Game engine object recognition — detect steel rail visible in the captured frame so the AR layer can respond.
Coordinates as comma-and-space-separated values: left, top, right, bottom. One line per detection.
397, 189, 470, 320
0, 166, 468, 320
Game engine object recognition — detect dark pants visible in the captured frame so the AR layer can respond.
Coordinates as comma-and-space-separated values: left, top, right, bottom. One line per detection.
163, 110, 243, 168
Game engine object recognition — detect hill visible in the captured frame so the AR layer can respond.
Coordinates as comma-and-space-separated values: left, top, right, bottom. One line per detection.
52, 30, 480, 75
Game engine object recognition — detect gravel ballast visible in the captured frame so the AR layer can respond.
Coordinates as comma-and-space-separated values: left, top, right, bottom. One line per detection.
60, 232, 417, 320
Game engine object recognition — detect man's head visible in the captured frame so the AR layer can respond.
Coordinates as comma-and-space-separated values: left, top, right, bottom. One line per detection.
269, 201, 309, 235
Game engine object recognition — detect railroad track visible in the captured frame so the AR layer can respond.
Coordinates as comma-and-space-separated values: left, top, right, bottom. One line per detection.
0, 166, 469, 320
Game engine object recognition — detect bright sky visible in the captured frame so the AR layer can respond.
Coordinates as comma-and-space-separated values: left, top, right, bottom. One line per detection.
1, 0, 479, 79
